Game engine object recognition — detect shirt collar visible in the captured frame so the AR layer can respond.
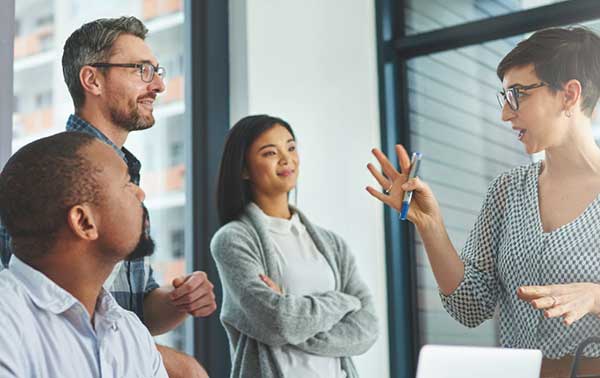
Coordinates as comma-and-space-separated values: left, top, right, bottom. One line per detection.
66, 114, 125, 160
95, 287, 124, 323
249, 202, 303, 234
66, 114, 142, 185
8, 256, 122, 322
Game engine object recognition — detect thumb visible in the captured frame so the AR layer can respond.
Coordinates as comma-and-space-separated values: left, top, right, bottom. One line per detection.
172, 275, 186, 288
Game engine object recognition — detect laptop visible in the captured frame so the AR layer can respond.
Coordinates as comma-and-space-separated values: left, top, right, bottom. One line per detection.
416, 344, 543, 378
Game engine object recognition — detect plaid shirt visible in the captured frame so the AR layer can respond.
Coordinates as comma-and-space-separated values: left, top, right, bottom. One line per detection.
0, 114, 159, 321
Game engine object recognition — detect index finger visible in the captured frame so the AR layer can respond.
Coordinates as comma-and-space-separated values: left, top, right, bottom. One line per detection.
517, 285, 552, 300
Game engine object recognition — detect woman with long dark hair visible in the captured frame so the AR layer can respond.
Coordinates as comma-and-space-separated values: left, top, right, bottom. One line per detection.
211, 115, 378, 378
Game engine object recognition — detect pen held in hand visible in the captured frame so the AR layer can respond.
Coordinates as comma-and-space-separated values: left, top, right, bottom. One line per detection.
400, 152, 422, 220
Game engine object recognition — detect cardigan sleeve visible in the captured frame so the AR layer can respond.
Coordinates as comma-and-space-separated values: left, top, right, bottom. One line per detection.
439, 173, 510, 327
294, 230, 378, 357
211, 223, 362, 347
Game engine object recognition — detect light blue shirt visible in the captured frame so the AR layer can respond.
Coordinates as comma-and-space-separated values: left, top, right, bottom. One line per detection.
0, 256, 168, 378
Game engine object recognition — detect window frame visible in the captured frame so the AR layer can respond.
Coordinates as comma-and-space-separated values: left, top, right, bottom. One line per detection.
2, 0, 232, 375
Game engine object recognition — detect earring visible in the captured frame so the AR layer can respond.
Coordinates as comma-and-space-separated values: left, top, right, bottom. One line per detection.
565, 109, 572, 118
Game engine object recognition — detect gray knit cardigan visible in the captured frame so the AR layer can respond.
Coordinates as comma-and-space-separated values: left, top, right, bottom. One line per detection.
210, 204, 379, 378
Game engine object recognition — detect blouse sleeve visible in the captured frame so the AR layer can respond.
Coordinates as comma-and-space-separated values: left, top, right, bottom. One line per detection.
440, 172, 510, 327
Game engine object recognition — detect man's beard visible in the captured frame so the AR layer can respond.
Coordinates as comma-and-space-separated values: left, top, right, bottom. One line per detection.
126, 205, 155, 261
109, 95, 155, 132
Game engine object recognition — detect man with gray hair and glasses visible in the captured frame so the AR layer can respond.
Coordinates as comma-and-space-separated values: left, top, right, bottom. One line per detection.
0, 16, 215, 378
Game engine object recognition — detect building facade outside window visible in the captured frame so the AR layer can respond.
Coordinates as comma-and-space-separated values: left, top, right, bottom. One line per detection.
12, 0, 188, 350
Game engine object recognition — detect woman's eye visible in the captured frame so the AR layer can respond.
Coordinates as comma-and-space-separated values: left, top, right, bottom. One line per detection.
263, 151, 276, 157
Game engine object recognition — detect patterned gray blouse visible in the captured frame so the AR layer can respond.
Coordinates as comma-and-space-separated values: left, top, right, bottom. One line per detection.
441, 161, 600, 358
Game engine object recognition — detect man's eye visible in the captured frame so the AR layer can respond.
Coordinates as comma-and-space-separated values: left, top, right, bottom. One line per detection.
289, 146, 296, 152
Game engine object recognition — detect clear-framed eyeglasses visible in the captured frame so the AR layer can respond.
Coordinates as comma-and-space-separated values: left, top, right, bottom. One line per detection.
496, 82, 547, 111
89, 62, 166, 83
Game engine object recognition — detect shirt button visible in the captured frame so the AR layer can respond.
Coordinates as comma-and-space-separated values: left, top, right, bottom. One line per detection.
111, 323, 118, 332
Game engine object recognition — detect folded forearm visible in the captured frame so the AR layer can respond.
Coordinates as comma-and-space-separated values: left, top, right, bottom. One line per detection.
231, 290, 362, 346
294, 297, 378, 356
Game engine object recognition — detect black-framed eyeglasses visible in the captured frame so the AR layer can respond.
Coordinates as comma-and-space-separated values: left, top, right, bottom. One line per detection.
89, 62, 166, 83
496, 82, 547, 111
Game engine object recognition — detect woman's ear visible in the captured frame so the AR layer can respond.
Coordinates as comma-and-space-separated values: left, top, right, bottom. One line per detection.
562, 79, 582, 114
66, 204, 99, 241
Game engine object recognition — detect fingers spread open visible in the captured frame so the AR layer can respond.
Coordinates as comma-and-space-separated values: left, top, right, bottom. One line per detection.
366, 185, 397, 208
367, 163, 391, 188
395, 144, 411, 174
372, 148, 399, 180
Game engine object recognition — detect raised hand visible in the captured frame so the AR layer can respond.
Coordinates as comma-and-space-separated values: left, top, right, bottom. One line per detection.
366, 144, 441, 229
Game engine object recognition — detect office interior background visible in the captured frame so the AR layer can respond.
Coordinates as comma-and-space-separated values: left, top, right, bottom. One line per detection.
3, 0, 600, 377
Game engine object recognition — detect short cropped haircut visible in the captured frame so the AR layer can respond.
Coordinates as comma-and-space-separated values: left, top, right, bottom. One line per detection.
497, 27, 600, 117
62, 16, 148, 109
0, 132, 103, 259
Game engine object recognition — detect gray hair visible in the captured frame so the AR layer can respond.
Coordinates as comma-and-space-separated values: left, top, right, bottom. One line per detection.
62, 16, 148, 109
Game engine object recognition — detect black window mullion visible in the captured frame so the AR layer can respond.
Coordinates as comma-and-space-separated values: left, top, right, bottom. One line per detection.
184, 0, 230, 376
396, 0, 600, 59
376, 0, 419, 377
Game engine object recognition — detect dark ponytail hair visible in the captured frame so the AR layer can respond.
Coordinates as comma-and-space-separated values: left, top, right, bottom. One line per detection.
216, 114, 295, 225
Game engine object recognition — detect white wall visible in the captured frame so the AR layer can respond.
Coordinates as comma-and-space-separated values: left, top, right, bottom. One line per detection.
229, 1, 389, 377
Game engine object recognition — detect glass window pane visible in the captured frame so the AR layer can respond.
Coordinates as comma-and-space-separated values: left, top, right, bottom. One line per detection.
407, 35, 530, 347
13, 0, 188, 351
406, 0, 567, 35
408, 21, 600, 347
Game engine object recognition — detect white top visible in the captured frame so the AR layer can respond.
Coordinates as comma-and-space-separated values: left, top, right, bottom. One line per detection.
253, 203, 346, 378
0, 256, 168, 378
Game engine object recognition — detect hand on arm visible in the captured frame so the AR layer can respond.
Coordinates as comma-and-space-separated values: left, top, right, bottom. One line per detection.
143, 271, 217, 336
366, 144, 464, 295
259, 274, 283, 294
211, 228, 361, 347
262, 238, 378, 358
518, 283, 600, 326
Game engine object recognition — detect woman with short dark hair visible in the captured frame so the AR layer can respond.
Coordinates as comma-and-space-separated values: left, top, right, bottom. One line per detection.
211, 115, 378, 378
368, 27, 600, 377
